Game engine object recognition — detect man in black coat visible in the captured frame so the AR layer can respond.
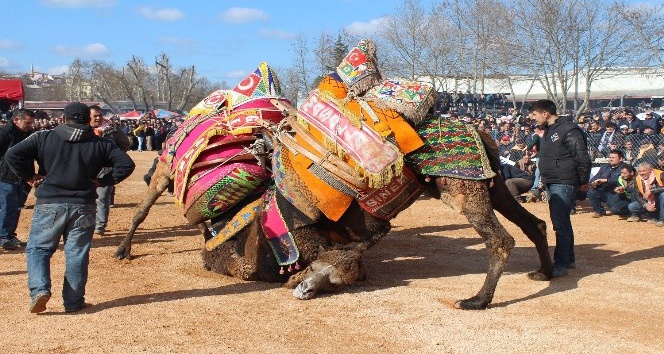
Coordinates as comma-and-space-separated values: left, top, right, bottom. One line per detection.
6, 102, 135, 313
529, 100, 591, 279
587, 150, 627, 218
0, 109, 35, 250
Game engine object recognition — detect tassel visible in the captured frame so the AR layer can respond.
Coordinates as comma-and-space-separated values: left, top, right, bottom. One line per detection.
373, 121, 392, 139
425, 175, 431, 183
279, 267, 285, 275
287, 265, 293, 273
295, 262, 301, 270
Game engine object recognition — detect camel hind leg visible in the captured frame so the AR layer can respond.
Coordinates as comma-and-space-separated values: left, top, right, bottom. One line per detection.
115, 160, 172, 260
476, 129, 553, 280
437, 178, 515, 310
489, 175, 553, 280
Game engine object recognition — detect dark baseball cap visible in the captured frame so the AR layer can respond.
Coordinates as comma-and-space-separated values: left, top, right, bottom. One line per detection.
63, 102, 91, 123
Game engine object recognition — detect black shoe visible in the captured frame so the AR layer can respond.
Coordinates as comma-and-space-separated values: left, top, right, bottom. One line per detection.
65, 302, 90, 313
1, 238, 19, 250
551, 267, 569, 278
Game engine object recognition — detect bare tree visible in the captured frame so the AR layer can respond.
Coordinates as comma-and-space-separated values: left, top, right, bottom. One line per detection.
378, 0, 429, 80
312, 32, 335, 76
574, 0, 642, 116
126, 56, 152, 111
290, 34, 313, 95
619, 2, 664, 68
65, 59, 90, 102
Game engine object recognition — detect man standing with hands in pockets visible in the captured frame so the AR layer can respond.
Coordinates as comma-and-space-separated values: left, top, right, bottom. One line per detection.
528, 100, 591, 279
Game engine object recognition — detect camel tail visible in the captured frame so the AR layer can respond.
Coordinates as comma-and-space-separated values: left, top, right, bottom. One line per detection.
477, 130, 501, 174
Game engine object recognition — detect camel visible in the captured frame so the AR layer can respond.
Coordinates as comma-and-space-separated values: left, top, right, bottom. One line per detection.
116, 42, 553, 309
116, 121, 552, 309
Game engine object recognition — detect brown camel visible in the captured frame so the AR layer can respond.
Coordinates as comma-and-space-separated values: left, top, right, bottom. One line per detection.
116, 126, 551, 309
117, 40, 553, 308
199, 126, 552, 309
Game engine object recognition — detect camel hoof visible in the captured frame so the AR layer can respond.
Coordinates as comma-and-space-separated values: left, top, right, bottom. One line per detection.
527, 270, 552, 281
114, 247, 130, 260
292, 280, 317, 300
454, 297, 489, 310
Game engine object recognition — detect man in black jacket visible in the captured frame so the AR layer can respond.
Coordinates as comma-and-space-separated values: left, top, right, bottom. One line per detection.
0, 109, 35, 250
587, 150, 627, 218
5, 102, 135, 313
529, 100, 591, 279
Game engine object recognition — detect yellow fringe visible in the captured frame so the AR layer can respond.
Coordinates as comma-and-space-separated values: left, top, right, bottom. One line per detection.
314, 90, 363, 128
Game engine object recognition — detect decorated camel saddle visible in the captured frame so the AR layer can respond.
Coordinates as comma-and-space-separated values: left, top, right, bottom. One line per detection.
271, 39, 494, 222
205, 40, 496, 273
161, 62, 290, 225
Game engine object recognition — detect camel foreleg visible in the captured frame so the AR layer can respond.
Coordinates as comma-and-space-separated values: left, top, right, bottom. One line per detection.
115, 162, 171, 260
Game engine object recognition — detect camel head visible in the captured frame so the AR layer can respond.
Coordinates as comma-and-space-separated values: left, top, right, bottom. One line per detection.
291, 248, 366, 300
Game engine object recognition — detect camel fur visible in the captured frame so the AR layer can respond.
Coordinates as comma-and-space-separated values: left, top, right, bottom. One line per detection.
200, 127, 552, 309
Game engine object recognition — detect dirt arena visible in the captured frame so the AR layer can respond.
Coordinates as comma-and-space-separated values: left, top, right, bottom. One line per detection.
1, 150, 662, 353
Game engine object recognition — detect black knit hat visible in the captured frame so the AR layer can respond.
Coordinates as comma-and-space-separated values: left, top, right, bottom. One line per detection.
63, 102, 91, 123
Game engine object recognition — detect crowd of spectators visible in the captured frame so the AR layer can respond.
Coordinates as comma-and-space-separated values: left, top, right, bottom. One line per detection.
1, 103, 662, 227
455, 105, 664, 226
0, 110, 179, 153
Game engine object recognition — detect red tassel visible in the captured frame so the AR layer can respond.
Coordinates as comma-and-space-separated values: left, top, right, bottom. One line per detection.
295, 262, 301, 270
287, 265, 293, 272
424, 175, 431, 183
279, 267, 285, 274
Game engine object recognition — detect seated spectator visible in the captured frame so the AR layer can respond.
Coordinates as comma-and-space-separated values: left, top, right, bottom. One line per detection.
640, 111, 661, 134
612, 164, 637, 219
498, 135, 513, 158
509, 139, 528, 162
619, 109, 641, 135
501, 155, 536, 201
618, 124, 629, 135
622, 139, 639, 165
627, 162, 664, 226
596, 122, 621, 157
635, 138, 657, 166
587, 150, 627, 217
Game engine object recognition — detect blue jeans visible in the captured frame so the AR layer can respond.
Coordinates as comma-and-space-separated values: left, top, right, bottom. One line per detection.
546, 183, 577, 268
628, 192, 664, 220
26, 203, 96, 311
587, 188, 622, 214
137, 137, 145, 151
529, 158, 541, 192
0, 181, 27, 240
95, 185, 114, 230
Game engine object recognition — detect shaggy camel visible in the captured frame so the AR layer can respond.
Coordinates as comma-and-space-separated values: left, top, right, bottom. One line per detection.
116, 123, 552, 309
201, 127, 552, 309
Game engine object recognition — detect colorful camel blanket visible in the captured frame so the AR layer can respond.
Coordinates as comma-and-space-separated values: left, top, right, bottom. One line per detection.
406, 119, 495, 180
161, 62, 289, 224
364, 78, 436, 125
357, 166, 424, 220
261, 191, 300, 269
336, 39, 382, 96
277, 72, 430, 221
205, 197, 263, 251
297, 90, 404, 188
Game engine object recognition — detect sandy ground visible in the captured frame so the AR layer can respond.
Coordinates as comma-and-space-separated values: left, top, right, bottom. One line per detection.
1, 150, 663, 354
